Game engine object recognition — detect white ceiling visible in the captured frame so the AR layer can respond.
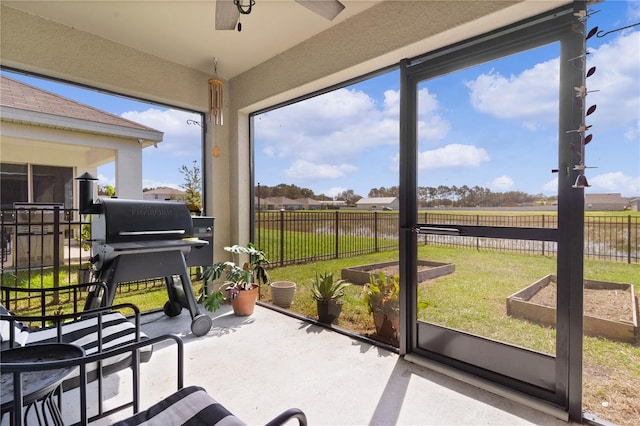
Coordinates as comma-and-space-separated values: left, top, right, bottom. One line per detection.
4, 0, 381, 80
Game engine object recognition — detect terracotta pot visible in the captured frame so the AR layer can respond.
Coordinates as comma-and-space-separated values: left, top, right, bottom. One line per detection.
373, 309, 399, 343
270, 281, 296, 308
316, 299, 343, 324
230, 284, 259, 316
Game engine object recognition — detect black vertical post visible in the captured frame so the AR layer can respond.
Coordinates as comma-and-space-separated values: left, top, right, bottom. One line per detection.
374, 211, 379, 252
556, 3, 585, 419
542, 215, 546, 256
399, 58, 418, 356
52, 205, 60, 305
334, 210, 339, 259
279, 209, 285, 267
476, 214, 480, 251
256, 183, 261, 249
628, 215, 632, 264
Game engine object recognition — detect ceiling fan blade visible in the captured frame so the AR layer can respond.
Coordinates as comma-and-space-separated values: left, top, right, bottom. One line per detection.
296, 0, 345, 21
216, 0, 240, 30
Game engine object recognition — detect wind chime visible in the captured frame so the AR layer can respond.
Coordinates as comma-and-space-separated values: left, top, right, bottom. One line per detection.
208, 58, 223, 157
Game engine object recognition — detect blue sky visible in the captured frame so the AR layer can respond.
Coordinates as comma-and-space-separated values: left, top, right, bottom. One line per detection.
3, 0, 639, 199
255, 0, 639, 198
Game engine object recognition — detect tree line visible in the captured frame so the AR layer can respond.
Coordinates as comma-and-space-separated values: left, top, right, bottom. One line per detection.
255, 183, 557, 207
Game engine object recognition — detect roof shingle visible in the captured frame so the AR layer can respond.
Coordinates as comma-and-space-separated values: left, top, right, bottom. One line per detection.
1, 75, 159, 132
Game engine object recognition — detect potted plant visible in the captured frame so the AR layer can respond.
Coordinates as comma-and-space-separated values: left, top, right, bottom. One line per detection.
311, 272, 351, 324
202, 243, 270, 316
270, 280, 297, 308
365, 272, 400, 344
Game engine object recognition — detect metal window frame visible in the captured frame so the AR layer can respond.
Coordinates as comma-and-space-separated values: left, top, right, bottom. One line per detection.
399, 2, 586, 420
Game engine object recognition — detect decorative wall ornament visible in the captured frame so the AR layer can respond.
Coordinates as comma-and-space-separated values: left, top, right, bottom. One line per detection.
569, 3, 600, 189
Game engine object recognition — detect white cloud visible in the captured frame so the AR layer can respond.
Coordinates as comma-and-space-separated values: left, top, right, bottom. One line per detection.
588, 31, 640, 132
142, 179, 180, 190
417, 144, 490, 170
624, 119, 640, 141
417, 89, 451, 144
588, 171, 640, 196
284, 160, 357, 180
465, 30, 640, 136
121, 108, 201, 156
97, 173, 115, 188
262, 146, 276, 158
628, 0, 640, 21
255, 87, 451, 165
542, 177, 558, 195
321, 187, 347, 198
491, 175, 515, 191
465, 59, 559, 129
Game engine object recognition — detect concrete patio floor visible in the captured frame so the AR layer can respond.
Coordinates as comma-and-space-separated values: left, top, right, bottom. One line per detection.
67, 303, 574, 425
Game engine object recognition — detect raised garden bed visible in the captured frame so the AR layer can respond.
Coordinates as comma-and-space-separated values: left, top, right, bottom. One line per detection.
506, 274, 638, 343
341, 260, 455, 285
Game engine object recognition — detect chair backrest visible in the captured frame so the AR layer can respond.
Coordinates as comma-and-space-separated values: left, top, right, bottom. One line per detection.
0, 304, 30, 348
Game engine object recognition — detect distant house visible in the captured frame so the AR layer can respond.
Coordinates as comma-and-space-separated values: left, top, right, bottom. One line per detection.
319, 200, 347, 209
294, 198, 323, 210
584, 193, 628, 211
263, 196, 298, 210
143, 187, 185, 201
0, 75, 163, 209
629, 198, 639, 212
356, 197, 399, 210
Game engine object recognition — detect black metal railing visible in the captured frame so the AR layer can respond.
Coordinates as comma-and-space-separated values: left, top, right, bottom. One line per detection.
255, 210, 639, 266
255, 210, 399, 266
2, 208, 637, 307
0, 206, 178, 308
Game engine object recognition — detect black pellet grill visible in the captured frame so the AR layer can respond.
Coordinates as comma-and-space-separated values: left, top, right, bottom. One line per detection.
82, 196, 214, 337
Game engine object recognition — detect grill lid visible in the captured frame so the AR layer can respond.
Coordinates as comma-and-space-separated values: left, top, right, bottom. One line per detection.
92, 198, 195, 244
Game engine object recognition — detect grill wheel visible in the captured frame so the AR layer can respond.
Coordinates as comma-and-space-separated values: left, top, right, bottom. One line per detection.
163, 301, 182, 317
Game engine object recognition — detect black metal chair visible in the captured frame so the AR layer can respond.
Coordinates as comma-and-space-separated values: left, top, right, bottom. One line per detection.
114, 385, 307, 426
1, 334, 183, 426
1, 283, 155, 424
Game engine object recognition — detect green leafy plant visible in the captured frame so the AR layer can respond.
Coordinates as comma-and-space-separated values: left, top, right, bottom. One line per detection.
201, 243, 270, 311
76, 215, 92, 251
311, 272, 351, 302
365, 272, 400, 343
365, 272, 400, 315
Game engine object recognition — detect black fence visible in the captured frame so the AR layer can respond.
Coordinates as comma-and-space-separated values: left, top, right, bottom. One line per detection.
1, 207, 637, 307
0, 206, 189, 308
255, 210, 400, 267
255, 210, 639, 266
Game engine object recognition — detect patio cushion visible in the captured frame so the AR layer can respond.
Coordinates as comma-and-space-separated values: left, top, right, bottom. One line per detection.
0, 305, 30, 347
114, 385, 246, 426
0, 303, 152, 387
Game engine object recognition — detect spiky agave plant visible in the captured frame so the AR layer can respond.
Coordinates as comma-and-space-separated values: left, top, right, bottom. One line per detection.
311, 272, 351, 302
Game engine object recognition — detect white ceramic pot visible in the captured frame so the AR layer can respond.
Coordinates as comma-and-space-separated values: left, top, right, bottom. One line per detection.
270, 281, 297, 308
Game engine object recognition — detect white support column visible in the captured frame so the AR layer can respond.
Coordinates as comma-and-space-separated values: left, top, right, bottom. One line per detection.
114, 142, 143, 199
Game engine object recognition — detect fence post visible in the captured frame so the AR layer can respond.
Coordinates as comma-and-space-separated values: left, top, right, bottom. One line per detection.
542, 214, 545, 256
628, 215, 632, 264
279, 210, 285, 267
335, 210, 339, 259
53, 206, 60, 305
374, 211, 379, 252
476, 215, 480, 251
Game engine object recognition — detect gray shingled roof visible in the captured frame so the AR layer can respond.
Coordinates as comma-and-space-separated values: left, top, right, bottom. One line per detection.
1, 75, 159, 133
